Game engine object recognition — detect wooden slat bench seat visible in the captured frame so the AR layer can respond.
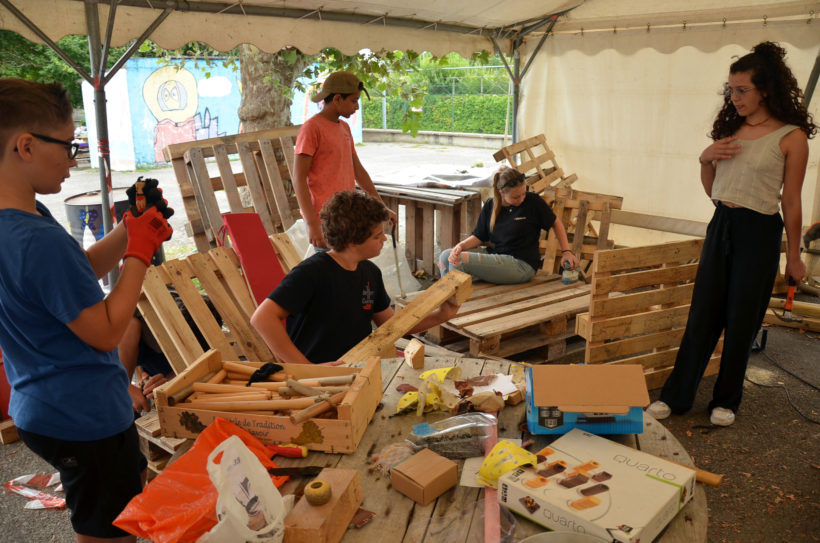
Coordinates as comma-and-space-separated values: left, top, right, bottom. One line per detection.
375, 183, 482, 278
575, 239, 721, 390
397, 273, 590, 359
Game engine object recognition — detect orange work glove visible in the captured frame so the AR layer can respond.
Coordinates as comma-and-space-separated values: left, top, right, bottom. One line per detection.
123, 207, 173, 266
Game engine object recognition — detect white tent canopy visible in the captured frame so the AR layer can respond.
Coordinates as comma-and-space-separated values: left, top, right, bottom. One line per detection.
1, 0, 819, 243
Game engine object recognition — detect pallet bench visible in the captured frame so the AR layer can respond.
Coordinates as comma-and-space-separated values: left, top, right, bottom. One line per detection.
575, 239, 721, 390
493, 133, 577, 195
375, 183, 482, 277
397, 273, 590, 359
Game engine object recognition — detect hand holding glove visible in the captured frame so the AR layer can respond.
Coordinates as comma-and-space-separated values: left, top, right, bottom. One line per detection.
126, 176, 174, 219
123, 207, 173, 266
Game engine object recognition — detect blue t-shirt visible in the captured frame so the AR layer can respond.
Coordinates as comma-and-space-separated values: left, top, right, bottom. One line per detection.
473, 191, 557, 270
0, 202, 133, 440
269, 252, 391, 364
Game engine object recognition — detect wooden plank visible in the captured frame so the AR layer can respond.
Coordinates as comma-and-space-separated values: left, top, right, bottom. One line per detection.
0, 419, 19, 444
587, 328, 685, 364
206, 247, 257, 317
762, 310, 820, 332
270, 233, 302, 272
185, 147, 224, 243
279, 135, 296, 180
163, 258, 236, 360
594, 239, 704, 273
163, 125, 300, 161
340, 270, 472, 364
212, 143, 244, 213
236, 140, 276, 234
141, 266, 204, 371
587, 305, 690, 343
186, 252, 273, 362
593, 263, 699, 295
421, 203, 435, 275
448, 278, 568, 321
137, 296, 188, 373
464, 292, 589, 338
608, 209, 708, 238
259, 138, 296, 231
591, 283, 694, 317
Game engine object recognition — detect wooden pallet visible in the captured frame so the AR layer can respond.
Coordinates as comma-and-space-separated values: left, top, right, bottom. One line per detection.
575, 239, 721, 390
137, 246, 275, 373
375, 183, 481, 277
541, 187, 623, 274
164, 126, 301, 254
134, 411, 191, 479
398, 273, 590, 359
493, 133, 577, 195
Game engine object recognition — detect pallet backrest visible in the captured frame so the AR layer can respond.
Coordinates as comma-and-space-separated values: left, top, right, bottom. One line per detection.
163, 126, 300, 254
578, 238, 721, 389
493, 134, 578, 194
137, 247, 275, 373
540, 187, 624, 273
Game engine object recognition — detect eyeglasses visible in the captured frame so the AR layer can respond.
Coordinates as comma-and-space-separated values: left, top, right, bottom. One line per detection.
16, 133, 80, 159
723, 84, 757, 99
499, 174, 526, 190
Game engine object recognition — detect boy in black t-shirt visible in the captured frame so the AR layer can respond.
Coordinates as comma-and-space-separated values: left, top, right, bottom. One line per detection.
250, 191, 458, 364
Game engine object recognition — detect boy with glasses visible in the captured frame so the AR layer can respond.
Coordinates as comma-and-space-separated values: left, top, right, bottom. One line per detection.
0, 78, 172, 542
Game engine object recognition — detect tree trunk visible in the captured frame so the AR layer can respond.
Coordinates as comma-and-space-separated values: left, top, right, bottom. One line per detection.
238, 45, 308, 132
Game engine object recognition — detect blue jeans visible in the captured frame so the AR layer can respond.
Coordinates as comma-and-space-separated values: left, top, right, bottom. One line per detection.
438, 247, 536, 284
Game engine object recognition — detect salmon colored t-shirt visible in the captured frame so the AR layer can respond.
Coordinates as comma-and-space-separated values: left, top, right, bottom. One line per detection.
294, 114, 357, 222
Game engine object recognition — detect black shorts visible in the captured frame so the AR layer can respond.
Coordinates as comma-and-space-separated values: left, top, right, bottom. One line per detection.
17, 424, 147, 538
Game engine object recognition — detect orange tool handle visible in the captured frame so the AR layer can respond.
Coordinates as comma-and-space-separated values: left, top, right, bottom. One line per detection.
785, 277, 796, 312
267, 443, 308, 458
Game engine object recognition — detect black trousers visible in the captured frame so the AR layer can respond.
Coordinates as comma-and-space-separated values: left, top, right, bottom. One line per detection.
660, 203, 783, 414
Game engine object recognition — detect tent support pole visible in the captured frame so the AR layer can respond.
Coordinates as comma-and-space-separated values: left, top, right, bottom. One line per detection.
85, 1, 118, 284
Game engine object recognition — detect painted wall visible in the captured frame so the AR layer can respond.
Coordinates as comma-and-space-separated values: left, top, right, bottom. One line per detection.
83, 58, 242, 170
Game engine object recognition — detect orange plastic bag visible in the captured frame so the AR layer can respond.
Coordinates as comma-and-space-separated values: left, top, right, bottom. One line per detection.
114, 417, 286, 543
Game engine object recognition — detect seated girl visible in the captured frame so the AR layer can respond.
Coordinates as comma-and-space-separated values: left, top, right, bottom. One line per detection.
438, 168, 579, 284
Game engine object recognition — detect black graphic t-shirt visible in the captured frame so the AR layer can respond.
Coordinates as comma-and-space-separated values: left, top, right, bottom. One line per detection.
269, 252, 391, 363
473, 191, 557, 270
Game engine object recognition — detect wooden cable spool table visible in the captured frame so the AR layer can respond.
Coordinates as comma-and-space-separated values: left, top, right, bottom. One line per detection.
273, 357, 707, 542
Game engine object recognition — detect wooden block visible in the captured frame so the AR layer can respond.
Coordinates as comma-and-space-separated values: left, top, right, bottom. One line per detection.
0, 418, 19, 444
284, 468, 363, 543
403, 338, 425, 369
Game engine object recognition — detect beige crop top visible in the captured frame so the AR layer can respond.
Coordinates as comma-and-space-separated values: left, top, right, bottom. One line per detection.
710, 124, 799, 215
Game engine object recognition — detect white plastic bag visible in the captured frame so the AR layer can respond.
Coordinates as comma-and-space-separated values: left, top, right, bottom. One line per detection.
197, 436, 286, 543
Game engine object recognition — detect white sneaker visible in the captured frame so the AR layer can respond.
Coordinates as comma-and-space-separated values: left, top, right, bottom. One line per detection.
710, 407, 735, 426
646, 401, 671, 420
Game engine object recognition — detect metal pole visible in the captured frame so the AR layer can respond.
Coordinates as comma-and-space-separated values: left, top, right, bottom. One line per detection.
512, 50, 520, 144
382, 94, 387, 129
84, 1, 118, 284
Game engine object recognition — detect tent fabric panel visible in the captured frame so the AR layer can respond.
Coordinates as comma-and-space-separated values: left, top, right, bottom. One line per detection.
518, 21, 820, 247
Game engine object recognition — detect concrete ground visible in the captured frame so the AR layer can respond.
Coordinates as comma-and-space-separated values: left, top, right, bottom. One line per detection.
1, 142, 818, 542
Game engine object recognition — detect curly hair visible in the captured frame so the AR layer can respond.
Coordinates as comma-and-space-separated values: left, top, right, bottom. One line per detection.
489, 167, 526, 231
710, 42, 816, 140
0, 78, 73, 160
320, 190, 389, 251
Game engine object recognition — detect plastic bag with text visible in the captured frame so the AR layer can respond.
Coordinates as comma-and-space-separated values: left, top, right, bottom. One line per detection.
196, 435, 285, 543
114, 418, 286, 543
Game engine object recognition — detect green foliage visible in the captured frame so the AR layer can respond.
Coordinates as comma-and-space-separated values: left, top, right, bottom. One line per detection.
0, 31, 135, 108
363, 93, 509, 134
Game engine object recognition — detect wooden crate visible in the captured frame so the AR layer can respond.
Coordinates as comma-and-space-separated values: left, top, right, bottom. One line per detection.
493, 133, 577, 195
164, 127, 301, 254
154, 350, 383, 454
398, 273, 590, 359
575, 239, 721, 390
375, 183, 481, 277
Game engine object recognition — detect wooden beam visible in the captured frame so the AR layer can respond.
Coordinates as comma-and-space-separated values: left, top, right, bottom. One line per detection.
339, 270, 472, 364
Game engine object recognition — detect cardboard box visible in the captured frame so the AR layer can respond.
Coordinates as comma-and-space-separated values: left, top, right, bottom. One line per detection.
154, 351, 382, 453
498, 429, 695, 543
526, 364, 649, 435
391, 448, 458, 505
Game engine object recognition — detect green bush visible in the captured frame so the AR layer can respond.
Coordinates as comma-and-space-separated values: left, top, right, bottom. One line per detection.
363, 94, 509, 134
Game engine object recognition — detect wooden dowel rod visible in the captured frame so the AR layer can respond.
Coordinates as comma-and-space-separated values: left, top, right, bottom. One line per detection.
192, 382, 252, 394
223, 361, 287, 381
207, 369, 227, 384
249, 380, 321, 390
279, 385, 350, 398
289, 391, 347, 425
286, 379, 322, 396
195, 392, 270, 402
186, 397, 318, 411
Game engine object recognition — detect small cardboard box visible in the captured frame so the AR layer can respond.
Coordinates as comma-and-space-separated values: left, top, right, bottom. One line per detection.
498, 429, 696, 543
391, 448, 458, 505
526, 364, 649, 435
154, 350, 382, 453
